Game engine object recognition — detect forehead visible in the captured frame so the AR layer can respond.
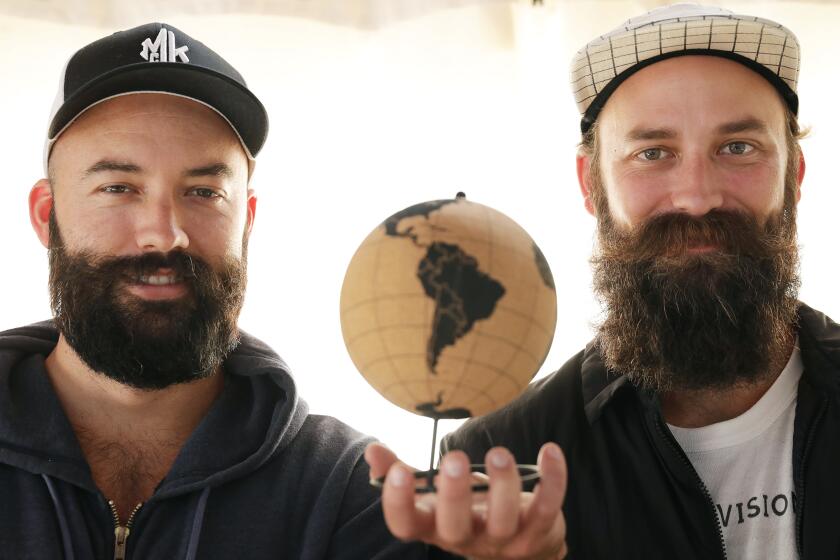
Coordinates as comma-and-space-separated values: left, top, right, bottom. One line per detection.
597, 56, 788, 138
49, 93, 248, 174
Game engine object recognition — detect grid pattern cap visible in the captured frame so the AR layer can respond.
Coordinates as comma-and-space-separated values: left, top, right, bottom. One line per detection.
570, 3, 800, 134
45, 22, 268, 168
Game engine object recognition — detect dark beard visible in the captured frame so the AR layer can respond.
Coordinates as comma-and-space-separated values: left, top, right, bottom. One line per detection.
591, 202, 800, 392
48, 211, 247, 390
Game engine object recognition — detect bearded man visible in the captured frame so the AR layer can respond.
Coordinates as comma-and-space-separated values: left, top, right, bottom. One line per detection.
0, 23, 432, 559
370, 4, 840, 559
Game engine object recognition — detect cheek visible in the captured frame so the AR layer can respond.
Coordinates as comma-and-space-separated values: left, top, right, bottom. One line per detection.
53, 204, 134, 252
720, 163, 786, 215
603, 167, 669, 226
181, 206, 249, 257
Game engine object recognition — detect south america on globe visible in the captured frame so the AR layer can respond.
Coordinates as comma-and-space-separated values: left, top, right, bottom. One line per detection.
340, 196, 557, 419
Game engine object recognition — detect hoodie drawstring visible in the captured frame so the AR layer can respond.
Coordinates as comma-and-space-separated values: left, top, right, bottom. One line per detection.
42, 474, 75, 560
185, 486, 211, 560
41, 475, 210, 560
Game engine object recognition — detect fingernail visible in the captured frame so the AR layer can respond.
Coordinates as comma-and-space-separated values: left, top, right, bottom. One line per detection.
545, 443, 562, 460
489, 449, 510, 468
443, 457, 465, 478
389, 466, 409, 487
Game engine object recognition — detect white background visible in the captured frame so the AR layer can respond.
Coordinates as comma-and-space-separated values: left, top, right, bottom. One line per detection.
0, 1, 838, 468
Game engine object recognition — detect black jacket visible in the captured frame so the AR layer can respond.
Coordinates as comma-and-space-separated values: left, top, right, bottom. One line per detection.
441, 303, 840, 559
0, 321, 426, 560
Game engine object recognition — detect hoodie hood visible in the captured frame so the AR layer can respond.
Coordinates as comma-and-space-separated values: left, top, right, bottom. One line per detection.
0, 320, 308, 500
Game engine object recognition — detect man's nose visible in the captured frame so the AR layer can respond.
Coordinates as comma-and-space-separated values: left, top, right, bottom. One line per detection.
669, 153, 724, 216
133, 200, 189, 253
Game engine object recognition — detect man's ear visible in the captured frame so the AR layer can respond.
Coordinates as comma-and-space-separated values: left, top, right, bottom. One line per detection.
246, 188, 257, 235
795, 151, 806, 203
576, 152, 596, 216
29, 179, 53, 248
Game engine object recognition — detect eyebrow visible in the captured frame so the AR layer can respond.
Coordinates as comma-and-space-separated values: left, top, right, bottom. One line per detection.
82, 160, 141, 178
184, 163, 233, 179
81, 160, 234, 180
625, 117, 771, 143
625, 128, 677, 142
715, 118, 769, 135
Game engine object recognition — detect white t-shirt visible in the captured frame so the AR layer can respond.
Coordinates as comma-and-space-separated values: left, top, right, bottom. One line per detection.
668, 346, 803, 559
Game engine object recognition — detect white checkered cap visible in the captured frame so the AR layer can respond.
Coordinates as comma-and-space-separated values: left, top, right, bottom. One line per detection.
570, 3, 800, 133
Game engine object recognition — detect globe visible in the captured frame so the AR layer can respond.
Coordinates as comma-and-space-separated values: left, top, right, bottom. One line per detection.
340, 196, 557, 419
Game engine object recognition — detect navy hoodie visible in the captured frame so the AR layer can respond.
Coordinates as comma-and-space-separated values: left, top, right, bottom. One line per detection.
0, 321, 428, 559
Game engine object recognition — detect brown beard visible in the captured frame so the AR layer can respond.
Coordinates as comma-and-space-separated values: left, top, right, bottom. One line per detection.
48, 210, 248, 390
590, 176, 800, 392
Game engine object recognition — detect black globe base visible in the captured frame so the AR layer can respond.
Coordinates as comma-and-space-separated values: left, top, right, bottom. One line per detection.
370, 464, 540, 493
370, 416, 540, 493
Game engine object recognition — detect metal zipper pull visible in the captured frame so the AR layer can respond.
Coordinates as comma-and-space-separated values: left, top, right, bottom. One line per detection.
114, 525, 130, 560
108, 499, 143, 560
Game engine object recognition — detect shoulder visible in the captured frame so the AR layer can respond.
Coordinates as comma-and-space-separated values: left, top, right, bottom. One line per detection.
270, 414, 375, 482
272, 414, 373, 520
295, 414, 374, 460
797, 303, 840, 393
0, 321, 57, 363
798, 304, 840, 364
290, 415, 430, 559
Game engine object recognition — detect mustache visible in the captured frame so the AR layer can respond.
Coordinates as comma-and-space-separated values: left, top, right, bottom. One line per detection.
58, 250, 209, 285
597, 209, 795, 263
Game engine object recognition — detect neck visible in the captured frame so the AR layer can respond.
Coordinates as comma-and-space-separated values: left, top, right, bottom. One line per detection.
660, 334, 796, 428
44, 335, 224, 444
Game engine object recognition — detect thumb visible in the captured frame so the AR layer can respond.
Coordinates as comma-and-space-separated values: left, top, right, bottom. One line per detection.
535, 442, 568, 509
364, 442, 399, 479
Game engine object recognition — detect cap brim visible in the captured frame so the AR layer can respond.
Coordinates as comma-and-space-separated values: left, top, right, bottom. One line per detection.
580, 50, 799, 134
48, 62, 268, 158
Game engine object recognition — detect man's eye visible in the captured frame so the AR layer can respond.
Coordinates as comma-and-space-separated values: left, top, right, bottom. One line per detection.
720, 142, 754, 155
189, 187, 221, 199
101, 184, 131, 194
636, 148, 669, 161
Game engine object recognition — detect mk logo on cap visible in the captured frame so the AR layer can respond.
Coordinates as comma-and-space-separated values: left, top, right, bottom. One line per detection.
140, 28, 190, 63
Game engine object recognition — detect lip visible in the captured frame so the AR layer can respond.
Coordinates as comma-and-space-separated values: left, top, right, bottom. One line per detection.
125, 283, 188, 300
123, 268, 188, 300
685, 244, 718, 254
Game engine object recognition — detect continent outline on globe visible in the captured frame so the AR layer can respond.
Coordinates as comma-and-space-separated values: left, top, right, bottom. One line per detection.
340, 197, 558, 420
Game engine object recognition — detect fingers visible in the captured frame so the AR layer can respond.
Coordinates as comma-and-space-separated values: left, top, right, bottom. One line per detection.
374, 442, 569, 560
522, 442, 568, 538
382, 462, 435, 539
372, 444, 436, 541
484, 447, 522, 541
435, 450, 474, 545
364, 442, 398, 479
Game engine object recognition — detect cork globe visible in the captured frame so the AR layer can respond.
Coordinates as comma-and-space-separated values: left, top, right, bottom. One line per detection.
340, 196, 557, 419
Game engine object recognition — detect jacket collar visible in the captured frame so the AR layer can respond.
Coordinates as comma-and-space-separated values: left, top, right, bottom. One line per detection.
795, 303, 840, 393
579, 302, 840, 424
580, 340, 629, 424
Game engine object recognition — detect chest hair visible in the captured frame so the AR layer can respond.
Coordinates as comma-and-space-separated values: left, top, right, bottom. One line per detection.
75, 427, 184, 521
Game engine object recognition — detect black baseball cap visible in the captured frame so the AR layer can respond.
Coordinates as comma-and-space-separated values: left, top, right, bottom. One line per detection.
45, 22, 268, 168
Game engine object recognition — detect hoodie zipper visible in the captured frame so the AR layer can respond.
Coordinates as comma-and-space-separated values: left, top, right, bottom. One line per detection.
108, 500, 143, 560
653, 415, 728, 560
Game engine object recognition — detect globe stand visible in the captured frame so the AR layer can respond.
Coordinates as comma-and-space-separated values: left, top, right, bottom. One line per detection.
370, 417, 540, 494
